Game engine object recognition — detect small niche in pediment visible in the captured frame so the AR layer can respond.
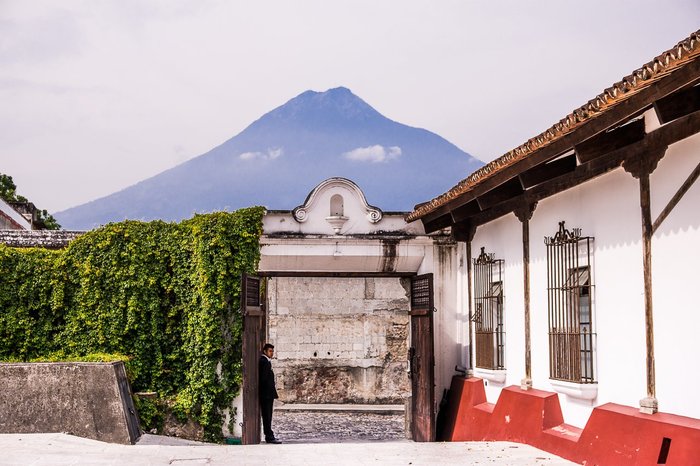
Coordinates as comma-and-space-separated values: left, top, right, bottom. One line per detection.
330, 194, 344, 217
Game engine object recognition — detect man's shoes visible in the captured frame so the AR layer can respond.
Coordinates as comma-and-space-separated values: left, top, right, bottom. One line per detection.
265, 437, 282, 444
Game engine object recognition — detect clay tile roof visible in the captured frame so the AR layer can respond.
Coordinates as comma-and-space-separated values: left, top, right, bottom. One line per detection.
407, 30, 700, 223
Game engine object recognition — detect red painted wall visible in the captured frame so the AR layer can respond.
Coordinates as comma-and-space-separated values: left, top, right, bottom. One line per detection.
441, 376, 700, 465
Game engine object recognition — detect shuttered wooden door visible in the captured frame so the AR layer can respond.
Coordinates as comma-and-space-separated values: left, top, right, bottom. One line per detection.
409, 273, 435, 442
241, 274, 264, 445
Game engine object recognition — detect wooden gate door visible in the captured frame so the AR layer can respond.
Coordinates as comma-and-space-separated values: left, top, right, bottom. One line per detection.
241, 274, 265, 445
409, 273, 436, 442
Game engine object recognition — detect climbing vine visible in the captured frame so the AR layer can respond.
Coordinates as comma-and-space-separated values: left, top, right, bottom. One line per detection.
0, 207, 264, 440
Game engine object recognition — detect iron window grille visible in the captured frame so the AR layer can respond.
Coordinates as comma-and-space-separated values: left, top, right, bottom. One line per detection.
472, 247, 505, 370
544, 221, 596, 383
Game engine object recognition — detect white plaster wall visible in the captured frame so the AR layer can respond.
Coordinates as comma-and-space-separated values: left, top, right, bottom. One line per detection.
431, 240, 462, 402
460, 130, 700, 428
649, 133, 700, 419
450, 159, 681, 427
528, 166, 646, 427
264, 211, 425, 236
415, 237, 465, 412
455, 242, 470, 370
259, 236, 430, 274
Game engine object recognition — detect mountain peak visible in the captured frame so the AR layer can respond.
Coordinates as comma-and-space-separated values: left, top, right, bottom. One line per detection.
54, 87, 483, 230
295, 86, 358, 102
265, 87, 380, 125
297, 86, 352, 98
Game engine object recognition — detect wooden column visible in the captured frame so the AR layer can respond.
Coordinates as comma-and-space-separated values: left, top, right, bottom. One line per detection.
623, 144, 667, 414
515, 202, 537, 389
639, 174, 657, 412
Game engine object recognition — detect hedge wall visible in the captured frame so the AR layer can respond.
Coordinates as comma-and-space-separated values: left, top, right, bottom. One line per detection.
0, 207, 264, 440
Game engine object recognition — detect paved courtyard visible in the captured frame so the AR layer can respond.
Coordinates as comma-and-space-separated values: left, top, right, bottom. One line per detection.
273, 406, 406, 443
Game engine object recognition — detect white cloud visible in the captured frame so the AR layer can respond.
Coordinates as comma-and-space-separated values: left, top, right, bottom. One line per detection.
268, 147, 283, 159
239, 151, 258, 160
239, 147, 284, 161
343, 145, 402, 163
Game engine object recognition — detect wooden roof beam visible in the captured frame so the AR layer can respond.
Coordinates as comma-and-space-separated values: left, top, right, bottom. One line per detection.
654, 84, 700, 124
476, 177, 524, 210
574, 118, 646, 164
449, 200, 481, 223
518, 153, 577, 189
422, 214, 453, 233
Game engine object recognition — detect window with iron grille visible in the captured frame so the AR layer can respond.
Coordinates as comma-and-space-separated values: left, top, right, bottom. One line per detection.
472, 247, 505, 370
545, 221, 595, 383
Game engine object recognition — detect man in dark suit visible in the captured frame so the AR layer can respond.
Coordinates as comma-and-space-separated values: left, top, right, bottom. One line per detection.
259, 343, 281, 444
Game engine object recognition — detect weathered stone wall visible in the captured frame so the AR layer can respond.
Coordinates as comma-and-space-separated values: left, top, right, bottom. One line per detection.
0, 362, 140, 444
267, 277, 410, 404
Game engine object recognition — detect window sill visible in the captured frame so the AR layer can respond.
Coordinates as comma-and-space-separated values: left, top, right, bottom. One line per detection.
474, 368, 507, 384
549, 379, 598, 400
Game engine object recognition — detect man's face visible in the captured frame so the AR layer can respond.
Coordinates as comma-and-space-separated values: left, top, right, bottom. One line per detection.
264, 347, 274, 358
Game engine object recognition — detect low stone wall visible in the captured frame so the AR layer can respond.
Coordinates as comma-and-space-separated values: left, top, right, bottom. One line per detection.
0, 362, 140, 444
0, 229, 83, 248
268, 277, 411, 404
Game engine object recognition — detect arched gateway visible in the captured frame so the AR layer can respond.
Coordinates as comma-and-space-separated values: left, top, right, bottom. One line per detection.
240, 178, 450, 444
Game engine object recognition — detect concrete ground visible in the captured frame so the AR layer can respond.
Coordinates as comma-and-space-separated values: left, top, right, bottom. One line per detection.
0, 433, 576, 465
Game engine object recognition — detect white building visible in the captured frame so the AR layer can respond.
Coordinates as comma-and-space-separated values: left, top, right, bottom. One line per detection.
0, 197, 31, 230
239, 31, 700, 464
406, 30, 700, 464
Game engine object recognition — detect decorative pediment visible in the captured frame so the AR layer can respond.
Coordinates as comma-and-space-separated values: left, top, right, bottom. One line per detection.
291, 178, 383, 234
260, 177, 428, 273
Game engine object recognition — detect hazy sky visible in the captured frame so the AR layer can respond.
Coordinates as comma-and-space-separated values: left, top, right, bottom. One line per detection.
2, 1, 699, 213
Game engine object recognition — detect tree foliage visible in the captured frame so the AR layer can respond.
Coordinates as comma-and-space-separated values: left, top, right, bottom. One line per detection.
0, 207, 264, 440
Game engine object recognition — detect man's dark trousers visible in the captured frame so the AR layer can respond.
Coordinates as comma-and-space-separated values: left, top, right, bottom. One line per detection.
259, 354, 279, 441
260, 397, 275, 440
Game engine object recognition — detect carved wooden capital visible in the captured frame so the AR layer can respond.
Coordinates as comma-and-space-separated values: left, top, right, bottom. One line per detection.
623, 143, 668, 179
513, 201, 537, 223
452, 222, 476, 243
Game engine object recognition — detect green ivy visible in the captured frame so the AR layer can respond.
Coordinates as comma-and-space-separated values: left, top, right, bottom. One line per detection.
0, 207, 264, 441
133, 395, 165, 432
